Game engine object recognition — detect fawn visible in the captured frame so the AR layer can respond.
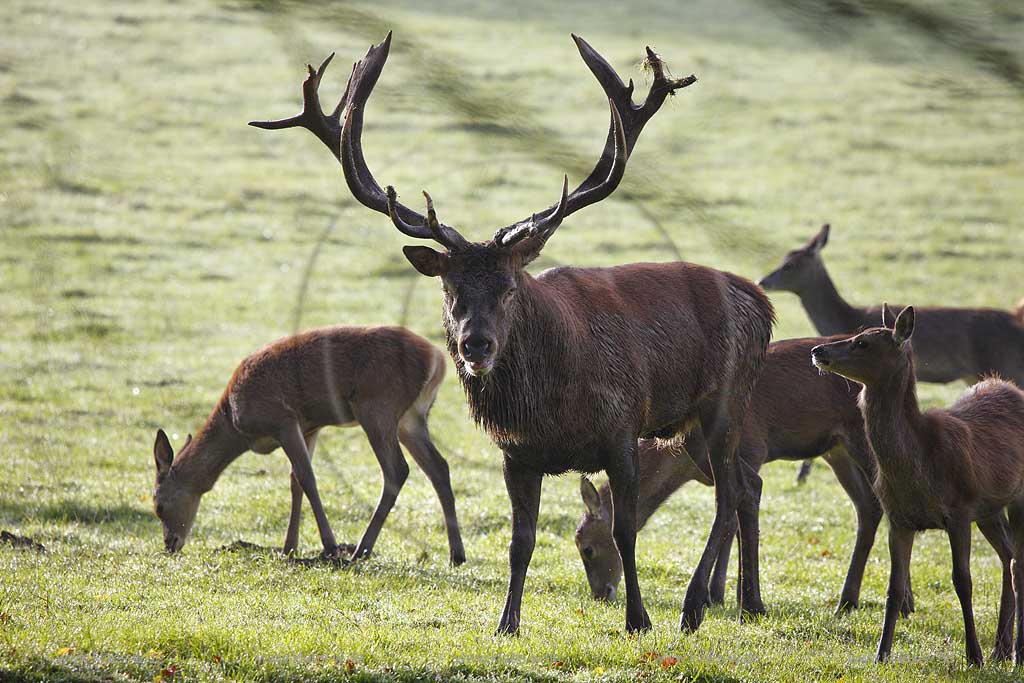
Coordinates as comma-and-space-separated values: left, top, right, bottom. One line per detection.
577, 336, 909, 616
812, 305, 1024, 666
152, 325, 465, 566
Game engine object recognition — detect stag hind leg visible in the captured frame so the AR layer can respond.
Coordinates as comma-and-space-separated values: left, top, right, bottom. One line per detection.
606, 436, 652, 633
283, 430, 320, 556
397, 412, 466, 566
977, 513, 1015, 662
680, 400, 745, 632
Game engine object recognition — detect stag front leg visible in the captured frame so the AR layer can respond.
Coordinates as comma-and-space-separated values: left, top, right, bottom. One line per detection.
606, 437, 651, 633
497, 456, 542, 635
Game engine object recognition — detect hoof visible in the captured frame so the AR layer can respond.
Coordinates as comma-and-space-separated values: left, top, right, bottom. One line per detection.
451, 550, 467, 567
626, 608, 652, 634
834, 600, 858, 616
679, 605, 705, 633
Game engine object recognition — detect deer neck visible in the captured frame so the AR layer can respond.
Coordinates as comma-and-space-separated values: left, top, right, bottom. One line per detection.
451, 273, 569, 445
796, 263, 863, 335
860, 358, 923, 482
171, 405, 249, 495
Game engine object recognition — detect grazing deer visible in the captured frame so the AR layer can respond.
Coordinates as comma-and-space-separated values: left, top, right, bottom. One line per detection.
151, 325, 466, 566
759, 224, 1024, 385
250, 32, 774, 634
577, 336, 914, 616
812, 306, 1024, 666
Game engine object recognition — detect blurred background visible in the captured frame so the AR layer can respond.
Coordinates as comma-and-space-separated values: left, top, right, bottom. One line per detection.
1, 0, 1023, 680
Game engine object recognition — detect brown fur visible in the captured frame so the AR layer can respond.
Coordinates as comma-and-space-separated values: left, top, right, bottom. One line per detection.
151, 325, 465, 566
760, 225, 1024, 384
250, 31, 770, 636
577, 336, 899, 615
812, 307, 1024, 666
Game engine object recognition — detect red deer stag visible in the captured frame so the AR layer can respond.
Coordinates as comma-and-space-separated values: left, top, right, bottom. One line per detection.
152, 325, 465, 566
812, 306, 1024, 666
760, 224, 1024, 385
577, 336, 914, 616
250, 33, 774, 634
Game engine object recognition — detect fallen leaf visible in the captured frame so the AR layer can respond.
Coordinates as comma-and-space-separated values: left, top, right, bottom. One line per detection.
821, 549, 833, 558
642, 651, 658, 661
344, 658, 355, 672
54, 646, 74, 656
660, 655, 678, 668
594, 666, 605, 674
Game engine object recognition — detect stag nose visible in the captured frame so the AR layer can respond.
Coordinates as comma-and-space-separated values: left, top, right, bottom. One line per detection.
460, 335, 493, 362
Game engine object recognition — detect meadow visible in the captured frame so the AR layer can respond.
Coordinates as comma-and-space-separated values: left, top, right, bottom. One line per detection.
2, 0, 1023, 681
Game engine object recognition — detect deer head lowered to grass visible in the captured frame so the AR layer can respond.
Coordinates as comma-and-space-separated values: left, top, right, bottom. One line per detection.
812, 305, 1024, 666
251, 32, 774, 635
152, 325, 465, 566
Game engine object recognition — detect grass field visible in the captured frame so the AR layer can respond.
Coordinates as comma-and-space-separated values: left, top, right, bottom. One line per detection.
2, 0, 1023, 681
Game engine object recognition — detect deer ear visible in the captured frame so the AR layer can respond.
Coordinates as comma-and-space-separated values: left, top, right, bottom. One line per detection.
893, 306, 915, 346
881, 302, 896, 328
154, 429, 174, 478
580, 477, 604, 518
183, 433, 193, 449
810, 223, 830, 253
403, 246, 449, 278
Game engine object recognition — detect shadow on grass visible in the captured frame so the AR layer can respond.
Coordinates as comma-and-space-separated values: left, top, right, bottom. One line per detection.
0, 500, 153, 529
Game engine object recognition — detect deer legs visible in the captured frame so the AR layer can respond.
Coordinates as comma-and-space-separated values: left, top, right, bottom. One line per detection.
876, 524, 914, 663
497, 456, 542, 635
283, 430, 319, 555
1009, 502, 1024, 666
397, 414, 466, 566
948, 516, 985, 666
976, 513, 1014, 662
279, 423, 341, 558
605, 438, 652, 633
350, 419, 410, 562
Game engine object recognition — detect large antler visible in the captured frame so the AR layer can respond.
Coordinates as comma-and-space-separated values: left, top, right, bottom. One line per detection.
494, 35, 697, 250
249, 32, 470, 251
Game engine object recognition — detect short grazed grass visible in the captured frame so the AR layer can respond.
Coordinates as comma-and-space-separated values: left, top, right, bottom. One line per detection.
1, 0, 1022, 681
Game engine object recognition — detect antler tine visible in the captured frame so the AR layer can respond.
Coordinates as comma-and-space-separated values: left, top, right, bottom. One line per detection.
496, 35, 694, 248
249, 53, 343, 157
251, 32, 469, 250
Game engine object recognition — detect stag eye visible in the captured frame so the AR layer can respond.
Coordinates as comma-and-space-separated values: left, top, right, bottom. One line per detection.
854, 340, 868, 349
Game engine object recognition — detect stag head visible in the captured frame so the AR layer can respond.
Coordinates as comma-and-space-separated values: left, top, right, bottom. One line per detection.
250, 32, 695, 376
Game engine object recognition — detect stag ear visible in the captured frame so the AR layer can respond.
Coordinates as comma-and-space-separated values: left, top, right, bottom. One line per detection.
809, 223, 830, 253
893, 306, 915, 346
154, 429, 174, 479
403, 246, 449, 278
881, 302, 896, 329
580, 477, 604, 518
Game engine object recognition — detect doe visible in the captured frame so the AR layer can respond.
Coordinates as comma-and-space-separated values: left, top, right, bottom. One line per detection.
151, 325, 465, 566
812, 306, 1024, 666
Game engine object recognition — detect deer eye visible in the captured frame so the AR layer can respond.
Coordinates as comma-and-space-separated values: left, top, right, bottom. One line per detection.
582, 547, 594, 559
782, 263, 793, 271
854, 340, 868, 349
155, 503, 164, 516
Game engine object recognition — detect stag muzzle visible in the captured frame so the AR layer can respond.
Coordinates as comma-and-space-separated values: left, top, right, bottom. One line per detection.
459, 334, 495, 376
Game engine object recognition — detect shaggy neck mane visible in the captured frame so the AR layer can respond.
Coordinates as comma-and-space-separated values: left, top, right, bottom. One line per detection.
447, 273, 574, 448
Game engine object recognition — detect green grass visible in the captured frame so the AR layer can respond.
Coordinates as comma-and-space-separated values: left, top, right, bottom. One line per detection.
2, 0, 1023, 680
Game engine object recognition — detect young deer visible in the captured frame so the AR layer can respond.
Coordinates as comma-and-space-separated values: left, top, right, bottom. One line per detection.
152, 325, 465, 566
760, 224, 1024, 385
251, 33, 774, 634
812, 306, 1024, 666
576, 336, 911, 616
